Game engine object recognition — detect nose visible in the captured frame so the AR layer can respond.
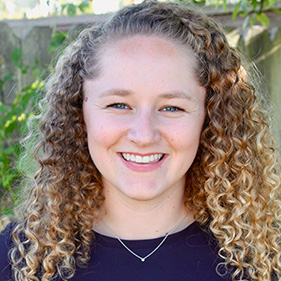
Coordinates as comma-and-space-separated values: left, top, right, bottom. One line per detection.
127, 110, 161, 146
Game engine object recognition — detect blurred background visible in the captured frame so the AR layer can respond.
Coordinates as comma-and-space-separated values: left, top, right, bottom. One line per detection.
0, 0, 139, 19
0, 0, 280, 22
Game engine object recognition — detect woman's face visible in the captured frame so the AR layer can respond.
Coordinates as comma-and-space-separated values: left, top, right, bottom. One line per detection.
83, 35, 205, 203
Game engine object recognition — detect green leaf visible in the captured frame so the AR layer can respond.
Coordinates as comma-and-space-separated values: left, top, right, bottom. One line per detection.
20, 88, 34, 108
32, 58, 40, 76
0, 101, 9, 113
3, 147, 14, 155
21, 65, 29, 74
79, 0, 90, 12
10, 106, 24, 115
269, 8, 281, 15
61, 4, 67, 13
11, 48, 22, 67
250, 13, 257, 26
192, 0, 206, 4
232, 1, 241, 22
49, 32, 68, 53
2, 208, 14, 216
13, 143, 21, 156
222, 0, 227, 12
241, 0, 247, 13
242, 15, 250, 31
17, 113, 26, 122
0, 73, 14, 91
21, 93, 32, 108
67, 4, 77, 17
3, 173, 17, 188
0, 130, 4, 142
256, 12, 270, 27
215, 0, 219, 8
4, 115, 18, 135
268, 0, 278, 5
12, 95, 21, 107
252, 0, 257, 10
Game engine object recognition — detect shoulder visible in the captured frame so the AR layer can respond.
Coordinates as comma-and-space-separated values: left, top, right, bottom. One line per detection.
181, 222, 233, 279
181, 221, 220, 251
187, 222, 245, 280
0, 222, 15, 281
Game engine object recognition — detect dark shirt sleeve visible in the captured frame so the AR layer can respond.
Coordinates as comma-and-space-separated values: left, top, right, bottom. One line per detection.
0, 224, 13, 281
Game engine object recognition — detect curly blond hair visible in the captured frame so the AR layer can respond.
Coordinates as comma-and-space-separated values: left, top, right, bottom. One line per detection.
10, 0, 281, 280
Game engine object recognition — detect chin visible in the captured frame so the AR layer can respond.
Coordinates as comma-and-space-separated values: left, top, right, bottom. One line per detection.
121, 186, 166, 202
129, 194, 158, 202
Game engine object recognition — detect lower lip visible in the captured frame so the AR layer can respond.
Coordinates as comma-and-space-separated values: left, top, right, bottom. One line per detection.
118, 154, 166, 172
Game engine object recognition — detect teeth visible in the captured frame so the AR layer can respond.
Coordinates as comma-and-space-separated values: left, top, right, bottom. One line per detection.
122, 153, 163, 164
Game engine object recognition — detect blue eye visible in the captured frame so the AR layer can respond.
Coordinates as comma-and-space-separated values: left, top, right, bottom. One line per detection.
162, 106, 184, 112
108, 103, 130, 109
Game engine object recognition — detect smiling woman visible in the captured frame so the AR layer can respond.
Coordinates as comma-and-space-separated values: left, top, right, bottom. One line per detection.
1, 1, 281, 281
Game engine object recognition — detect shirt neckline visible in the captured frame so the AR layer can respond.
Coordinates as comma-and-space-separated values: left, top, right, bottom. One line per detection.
93, 221, 203, 249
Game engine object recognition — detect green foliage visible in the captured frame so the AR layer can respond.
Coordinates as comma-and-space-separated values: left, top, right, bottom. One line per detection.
49, 31, 68, 53
230, 0, 276, 27
11, 48, 29, 74
176, 0, 281, 28
63, 1, 92, 16
0, 74, 14, 92
47, 0, 93, 17
0, 49, 44, 218
0, 3, 79, 220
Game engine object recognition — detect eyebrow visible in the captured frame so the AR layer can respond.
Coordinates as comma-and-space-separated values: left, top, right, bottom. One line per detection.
98, 88, 195, 101
98, 89, 133, 98
159, 91, 195, 101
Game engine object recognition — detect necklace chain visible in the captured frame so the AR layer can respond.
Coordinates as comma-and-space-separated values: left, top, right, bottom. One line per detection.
102, 215, 188, 262
116, 232, 169, 262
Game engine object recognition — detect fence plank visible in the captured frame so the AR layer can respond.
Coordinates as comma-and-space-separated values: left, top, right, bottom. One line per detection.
0, 22, 20, 105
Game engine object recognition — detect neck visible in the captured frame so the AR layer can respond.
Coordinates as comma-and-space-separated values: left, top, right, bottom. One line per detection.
94, 184, 194, 240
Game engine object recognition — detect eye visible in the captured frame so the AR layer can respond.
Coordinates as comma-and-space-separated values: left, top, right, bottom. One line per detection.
161, 106, 184, 112
107, 103, 130, 110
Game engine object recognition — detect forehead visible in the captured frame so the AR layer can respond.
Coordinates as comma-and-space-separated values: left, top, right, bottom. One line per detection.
101, 35, 197, 70
83, 35, 205, 104
114, 35, 182, 56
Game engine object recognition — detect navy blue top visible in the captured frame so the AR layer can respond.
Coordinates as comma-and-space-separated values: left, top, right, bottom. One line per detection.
0, 222, 232, 280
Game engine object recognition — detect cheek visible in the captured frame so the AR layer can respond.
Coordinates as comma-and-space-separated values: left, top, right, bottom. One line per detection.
167, 120, 203, 151
85, 114, 127, 147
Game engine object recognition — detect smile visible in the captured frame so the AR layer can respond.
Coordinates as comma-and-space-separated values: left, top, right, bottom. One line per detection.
121, 153, 164, 164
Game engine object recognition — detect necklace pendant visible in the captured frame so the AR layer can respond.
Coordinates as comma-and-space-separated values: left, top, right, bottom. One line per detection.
102, 219, 177, 264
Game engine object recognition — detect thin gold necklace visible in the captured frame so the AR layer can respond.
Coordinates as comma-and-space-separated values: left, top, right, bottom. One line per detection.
102, 216, 188, 262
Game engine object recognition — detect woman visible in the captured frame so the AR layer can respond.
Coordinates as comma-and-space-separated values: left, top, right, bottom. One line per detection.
1, 0, 281, 280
